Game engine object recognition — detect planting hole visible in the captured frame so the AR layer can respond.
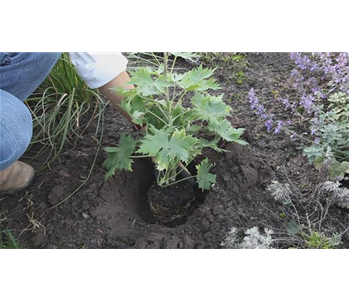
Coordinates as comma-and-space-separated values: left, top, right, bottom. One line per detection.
96, 159, 208, 226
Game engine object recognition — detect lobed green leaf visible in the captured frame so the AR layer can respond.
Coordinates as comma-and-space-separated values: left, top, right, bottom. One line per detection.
103, 134, 137, 178
178, 65, 220, 92
196, 158, 216, 191
170, 52, 199, 62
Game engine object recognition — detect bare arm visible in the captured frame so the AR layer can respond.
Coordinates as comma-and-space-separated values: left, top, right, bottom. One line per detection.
98, 70, 134, 123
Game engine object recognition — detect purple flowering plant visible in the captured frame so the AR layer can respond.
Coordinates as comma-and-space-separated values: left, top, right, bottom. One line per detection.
249, 53, 349, 177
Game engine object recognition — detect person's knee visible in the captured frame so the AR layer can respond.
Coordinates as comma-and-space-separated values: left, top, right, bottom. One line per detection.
0, 52, 62, 101
0, 90, 33, 169
29, 52, 61, 74
17, 101, 33, 149
37, 52, 62, 67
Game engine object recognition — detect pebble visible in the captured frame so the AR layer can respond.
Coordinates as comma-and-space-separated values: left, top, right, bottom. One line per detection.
82, 213, 90, 219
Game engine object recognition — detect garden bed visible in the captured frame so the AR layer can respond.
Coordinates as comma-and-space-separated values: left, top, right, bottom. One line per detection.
1, 53, 349, 249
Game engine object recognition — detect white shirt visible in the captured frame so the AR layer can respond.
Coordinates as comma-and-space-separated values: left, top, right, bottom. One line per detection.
68, 52, 128, 89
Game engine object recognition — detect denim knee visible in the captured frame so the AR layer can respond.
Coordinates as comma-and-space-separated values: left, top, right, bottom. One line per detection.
0, 90, 33, 171
29, 52, 62, 68
0, 52, 62, 102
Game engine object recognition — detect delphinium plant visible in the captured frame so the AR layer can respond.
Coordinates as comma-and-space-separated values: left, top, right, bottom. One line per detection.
103, 52, 246, 220
104, 52, 247, 189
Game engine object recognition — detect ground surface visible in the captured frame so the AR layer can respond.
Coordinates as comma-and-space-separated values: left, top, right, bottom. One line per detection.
1, 53, 349, 249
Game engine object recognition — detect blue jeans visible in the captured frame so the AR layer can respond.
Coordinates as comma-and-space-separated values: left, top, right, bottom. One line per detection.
0, 52, 62, 171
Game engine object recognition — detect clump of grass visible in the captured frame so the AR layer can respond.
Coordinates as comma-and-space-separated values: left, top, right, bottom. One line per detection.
0, 230, 20, 249
25, 53, 105, 169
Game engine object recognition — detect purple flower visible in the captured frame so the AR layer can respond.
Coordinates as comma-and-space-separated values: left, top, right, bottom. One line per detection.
290, 52, 318, 71
300, 94, 315, 114
274, 121, 284, 134
276, 97, 292, 110
264, 119, 273, 132
249, 88, 272, 121
248, 88, 259, 109
257, 104, 265, 116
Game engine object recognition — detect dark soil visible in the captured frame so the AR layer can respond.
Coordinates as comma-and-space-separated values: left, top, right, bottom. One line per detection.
1, 53, 349, 249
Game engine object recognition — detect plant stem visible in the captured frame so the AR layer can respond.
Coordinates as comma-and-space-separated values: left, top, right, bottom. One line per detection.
172, 109, 191, 122
135, 93, 167, 107
170, 56, 177, 74
177, 90, 187, 105
129, 155, 153, 159
145, 109, 168, 125
163, 52, 173, 127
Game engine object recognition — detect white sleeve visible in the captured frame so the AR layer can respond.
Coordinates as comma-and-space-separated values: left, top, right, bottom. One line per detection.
68, 52, 128, 89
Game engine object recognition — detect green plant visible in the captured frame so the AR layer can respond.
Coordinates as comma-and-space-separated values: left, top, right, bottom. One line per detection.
103, 52, 247, 190
26, 53, 104, 169
279, 212, 286, 219
267, 176, 344, 249
234, 70, 245, 84
303, 231, 341, 249
0, 230, 20, 249
303, 92, 349, 179
199, 53, 248, 85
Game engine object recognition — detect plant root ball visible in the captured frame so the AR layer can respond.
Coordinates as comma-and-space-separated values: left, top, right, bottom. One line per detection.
148, 181, 195, 222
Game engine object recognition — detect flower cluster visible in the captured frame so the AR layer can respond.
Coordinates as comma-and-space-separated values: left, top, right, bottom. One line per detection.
291, 52, 349, 101
248, 88, 274, 132
249, 52, 349, 138
248, 88, 292, 134
290, 52, 318, 71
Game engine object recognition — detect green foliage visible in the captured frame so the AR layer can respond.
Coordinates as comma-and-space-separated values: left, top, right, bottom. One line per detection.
169, 52, 199, 62
304, 231, 340, 249
191, 93, 231, 123
328, 92, 349, 121
279, 212, 286, 219
104, 52, 247, 189
196, 158, 216, 191
103, 134, 138, 177
235, 70, 245, 84
178, 65, 220, 92
198, 52, 248, 84
208, 120, 248, 144
328, 161, 349, 180
304, 92, 349, 178
26, 53, 104, 169
0, 230, 20, 249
